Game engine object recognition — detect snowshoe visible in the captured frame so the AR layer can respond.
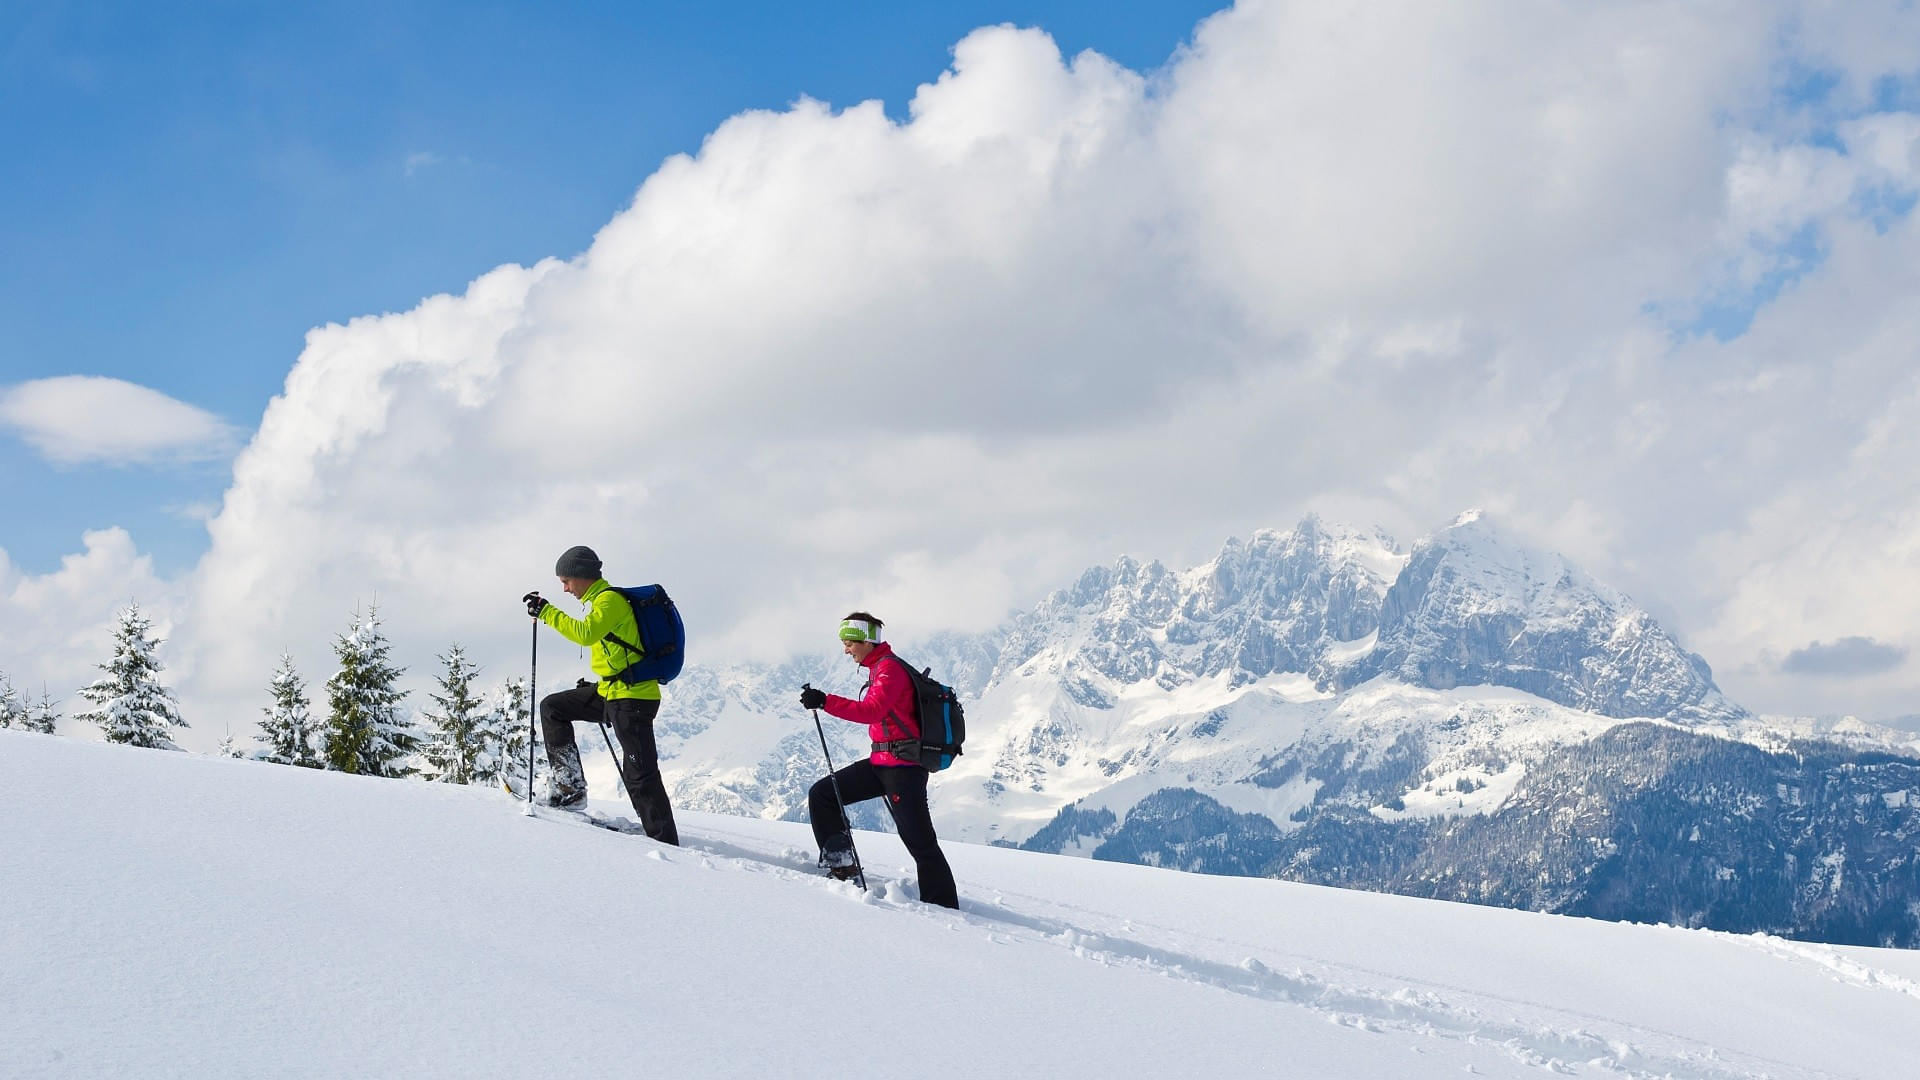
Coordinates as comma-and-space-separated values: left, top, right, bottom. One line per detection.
544, 788, 587, 810
818, 841, 859, 880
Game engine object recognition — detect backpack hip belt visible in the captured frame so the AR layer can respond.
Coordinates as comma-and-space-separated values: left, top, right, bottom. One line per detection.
872, 738, 921, 760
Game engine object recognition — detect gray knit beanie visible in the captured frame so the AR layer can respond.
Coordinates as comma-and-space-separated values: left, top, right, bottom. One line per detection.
554, 545, 602, 579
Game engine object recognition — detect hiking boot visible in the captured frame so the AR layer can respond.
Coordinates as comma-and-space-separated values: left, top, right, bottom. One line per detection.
819, 840, 859, 880
545, 743, 587, 809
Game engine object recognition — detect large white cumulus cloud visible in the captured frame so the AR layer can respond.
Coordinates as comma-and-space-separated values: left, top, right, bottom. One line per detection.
12, 1, 1919, 741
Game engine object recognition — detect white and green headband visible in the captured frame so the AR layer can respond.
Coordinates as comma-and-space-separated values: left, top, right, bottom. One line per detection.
838, 618, 883, 643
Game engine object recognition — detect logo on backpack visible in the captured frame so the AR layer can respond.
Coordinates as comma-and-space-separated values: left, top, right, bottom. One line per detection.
603, 584, 686, 685
882, 656, 965, 772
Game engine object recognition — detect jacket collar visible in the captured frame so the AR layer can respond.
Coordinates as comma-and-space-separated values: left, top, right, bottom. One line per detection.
858, 640, 896, 668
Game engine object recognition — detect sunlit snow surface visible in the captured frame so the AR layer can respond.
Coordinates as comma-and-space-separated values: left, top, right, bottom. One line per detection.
6, 732, 1920, 1079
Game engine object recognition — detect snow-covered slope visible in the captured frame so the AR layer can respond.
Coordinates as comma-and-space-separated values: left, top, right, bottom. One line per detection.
7, 730, 1920, 1080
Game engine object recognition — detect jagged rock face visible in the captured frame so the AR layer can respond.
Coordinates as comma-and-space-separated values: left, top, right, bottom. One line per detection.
990, 517, 1402, 695
1339, 514, 1737, 723
1167, 522, 1396, 680
910, 629, 1005, 699
990, 556, 1180, 689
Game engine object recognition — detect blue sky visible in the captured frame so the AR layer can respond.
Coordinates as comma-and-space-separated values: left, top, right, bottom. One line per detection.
0, 1, 1224, 574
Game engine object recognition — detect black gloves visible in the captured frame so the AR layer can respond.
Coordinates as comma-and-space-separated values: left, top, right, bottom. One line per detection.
523, 592, 549, 618
800, 687, 828, 711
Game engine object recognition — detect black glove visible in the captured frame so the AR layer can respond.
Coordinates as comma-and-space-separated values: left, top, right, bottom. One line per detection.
800, 687, 828, 711
523, 592, 549, 618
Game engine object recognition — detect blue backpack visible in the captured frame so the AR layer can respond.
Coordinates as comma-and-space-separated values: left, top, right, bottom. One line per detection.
602, 585, 686, 685
881, 655, 965, 771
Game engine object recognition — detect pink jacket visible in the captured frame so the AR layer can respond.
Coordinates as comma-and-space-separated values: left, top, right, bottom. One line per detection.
823, 641, 920, 767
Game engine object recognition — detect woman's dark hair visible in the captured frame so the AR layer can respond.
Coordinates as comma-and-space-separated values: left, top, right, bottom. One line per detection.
843, 611, 884, 629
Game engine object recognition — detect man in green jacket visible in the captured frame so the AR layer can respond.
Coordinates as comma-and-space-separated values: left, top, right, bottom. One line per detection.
523, 545, 679, 845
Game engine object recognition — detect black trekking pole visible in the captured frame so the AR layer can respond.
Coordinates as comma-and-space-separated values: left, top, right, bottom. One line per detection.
595, 720, 625, 796
523, 615, 537, 817
805, 682, 867, 891
572, 678, 626, 798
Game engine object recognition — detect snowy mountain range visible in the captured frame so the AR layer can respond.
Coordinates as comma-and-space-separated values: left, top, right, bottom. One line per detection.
639, 511, 1920, 947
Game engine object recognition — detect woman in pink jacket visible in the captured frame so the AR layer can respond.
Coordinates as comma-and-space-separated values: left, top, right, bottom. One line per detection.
799, 612, 958, 908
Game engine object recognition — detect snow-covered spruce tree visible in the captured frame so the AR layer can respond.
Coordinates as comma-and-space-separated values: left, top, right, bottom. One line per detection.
320, 606, 415, 777
74, 603, 188, 749
256, 652, 321, 768
0, 674, 22, 730
25, 689, 59, 734
477, 676, 539, 795
218, 729, 246, 758
420, 644, 486, 785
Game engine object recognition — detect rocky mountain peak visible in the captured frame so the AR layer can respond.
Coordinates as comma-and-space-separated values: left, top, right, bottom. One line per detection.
984, 517, 1404, 695
752, 511, 1738, 735
1338, 511, 1740, 722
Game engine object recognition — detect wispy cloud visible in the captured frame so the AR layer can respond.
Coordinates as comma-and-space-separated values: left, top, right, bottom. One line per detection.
0, 376, 240, 466
162, 500, 221, 523
402, 151, 442, 178
1781, 637, 1909, 678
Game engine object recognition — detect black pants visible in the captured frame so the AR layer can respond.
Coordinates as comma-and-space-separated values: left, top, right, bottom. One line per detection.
541, 684, 679, 845
809, 760, 958, 909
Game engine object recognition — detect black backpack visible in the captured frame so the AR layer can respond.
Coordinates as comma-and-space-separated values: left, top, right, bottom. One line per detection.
878, 655, 965, 772
602, 584, 686, 684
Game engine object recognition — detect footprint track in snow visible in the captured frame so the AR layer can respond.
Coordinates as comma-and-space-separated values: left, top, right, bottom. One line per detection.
540, 808, 1834, 1080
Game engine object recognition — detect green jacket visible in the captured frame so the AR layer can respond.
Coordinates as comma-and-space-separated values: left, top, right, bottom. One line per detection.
538, 579, 661, 701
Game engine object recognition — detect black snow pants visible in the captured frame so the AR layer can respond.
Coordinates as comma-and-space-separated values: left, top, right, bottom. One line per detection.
809, 759, 958, 909
540, 684, 679, 846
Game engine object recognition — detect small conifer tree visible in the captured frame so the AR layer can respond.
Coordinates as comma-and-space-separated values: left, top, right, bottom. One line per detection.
74, 604, 188, 749
420, 644, 486, 784
478, 676, 540, 795
0, 674, 22, 730
25, 688, 59, 734
320, 606, 415, 777
257, 653, 321, 767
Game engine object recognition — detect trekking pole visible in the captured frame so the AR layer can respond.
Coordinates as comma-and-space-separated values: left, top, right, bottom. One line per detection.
595, 720, 625, 796
805, 682, 867, 891
524, 616, 537, 816
572, 677, 626, 797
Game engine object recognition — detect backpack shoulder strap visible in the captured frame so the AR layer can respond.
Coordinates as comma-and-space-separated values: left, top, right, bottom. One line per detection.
877, 654, 921, 741
598, 588, 645, 661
